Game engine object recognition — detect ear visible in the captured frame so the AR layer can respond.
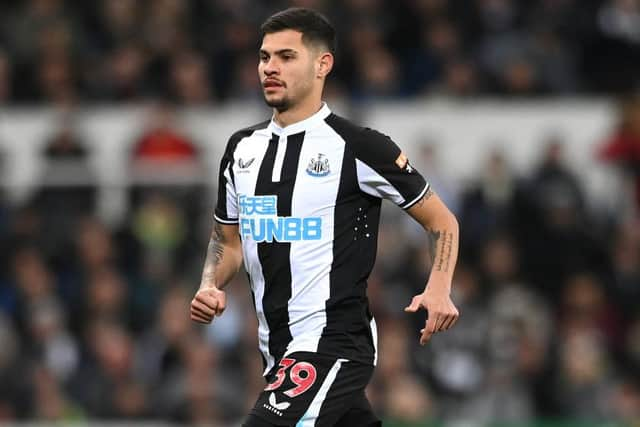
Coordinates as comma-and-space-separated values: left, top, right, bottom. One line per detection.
316, 52, 334, 79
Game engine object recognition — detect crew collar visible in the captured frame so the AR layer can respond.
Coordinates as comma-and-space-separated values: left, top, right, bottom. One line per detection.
267, 102, 332, 136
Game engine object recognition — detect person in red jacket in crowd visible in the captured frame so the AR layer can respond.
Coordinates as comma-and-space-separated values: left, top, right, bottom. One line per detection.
599, 95, 640, 211
132, 102, 198, 162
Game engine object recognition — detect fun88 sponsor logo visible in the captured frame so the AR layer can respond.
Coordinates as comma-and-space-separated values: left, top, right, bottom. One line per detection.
238, 195, 322, 242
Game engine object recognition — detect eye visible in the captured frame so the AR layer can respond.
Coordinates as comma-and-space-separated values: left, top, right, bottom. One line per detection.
260, 54, 269, 62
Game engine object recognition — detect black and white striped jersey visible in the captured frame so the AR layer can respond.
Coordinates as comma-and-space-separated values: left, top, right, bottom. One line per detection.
214, 103, 429, 375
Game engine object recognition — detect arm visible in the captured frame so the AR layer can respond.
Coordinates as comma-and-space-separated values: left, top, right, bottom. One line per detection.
342, 127, 459, 342
190, 221, 243, 324
404, 187, 460, 345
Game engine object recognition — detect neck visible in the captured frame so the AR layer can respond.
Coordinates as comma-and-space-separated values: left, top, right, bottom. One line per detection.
273, 97, 323, 128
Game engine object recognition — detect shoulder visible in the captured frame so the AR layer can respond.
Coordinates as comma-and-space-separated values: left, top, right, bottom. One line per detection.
324, 113, 399, 159
225, 120, 271, 154
228, 120, 271, 144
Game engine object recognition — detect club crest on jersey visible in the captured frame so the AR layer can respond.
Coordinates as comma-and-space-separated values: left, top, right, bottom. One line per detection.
306, 153, 330, 177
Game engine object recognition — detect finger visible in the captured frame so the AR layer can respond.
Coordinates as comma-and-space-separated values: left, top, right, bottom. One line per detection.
191, 306, 213, 322
439, 314, 453, 331
191, 314, 210, 324
441, 312, 458, 330
191, 301, 215, 317
425, 312, 438, 334
215, 292, 227, 316
195, 294, 219, 312
439, 310, 457, 331
191, 300, 216, 317
191, 300, 215, 317
191, 305, 213, 322
190, 311, 212, 324
404, 295, 422, 312
446, 312, 460, 330
435, 314, 449, 331
420, 323, 434, 345
445, 307, 460, 329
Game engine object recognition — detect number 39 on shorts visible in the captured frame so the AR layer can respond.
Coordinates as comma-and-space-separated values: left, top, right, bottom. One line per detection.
264, 358, 318, 397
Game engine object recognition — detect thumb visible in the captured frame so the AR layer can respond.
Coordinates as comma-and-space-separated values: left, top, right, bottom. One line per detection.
404, 295, 422, 312
215, 290, 227, 316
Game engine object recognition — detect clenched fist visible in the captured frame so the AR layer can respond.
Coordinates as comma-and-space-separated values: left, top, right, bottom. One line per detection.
190, 286, 226, 324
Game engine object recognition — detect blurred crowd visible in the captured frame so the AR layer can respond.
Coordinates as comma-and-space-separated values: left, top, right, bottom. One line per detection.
1, 0, 640, 106
0, 96, 639, 426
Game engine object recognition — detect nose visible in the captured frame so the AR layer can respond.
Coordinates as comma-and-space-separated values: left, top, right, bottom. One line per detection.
263, 58, 279, 76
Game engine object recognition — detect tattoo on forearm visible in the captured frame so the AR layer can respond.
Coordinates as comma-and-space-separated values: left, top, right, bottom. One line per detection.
202, 223, 226, 283
441, 231, 454, 273
210, 222, 226, 266
416, 188, 435, 208
428, 228, 454, 273
427, 228, 441, 268
202, 222, 227, 284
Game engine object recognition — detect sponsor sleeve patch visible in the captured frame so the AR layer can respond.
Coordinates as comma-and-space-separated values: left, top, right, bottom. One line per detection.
395, 152, 408, 169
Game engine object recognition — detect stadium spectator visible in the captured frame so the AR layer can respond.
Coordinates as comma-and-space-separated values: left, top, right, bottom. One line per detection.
25, 298, 79, 383
169, 50, 214, 105
609, 219, 640, 314
0, 50, 10, 104
32, 113, 97, 259
0, 0, 635, 101
67, 320, 149, 418
458, 149, 524, 261
599, 94, 640, 215
98, 42, 150, 101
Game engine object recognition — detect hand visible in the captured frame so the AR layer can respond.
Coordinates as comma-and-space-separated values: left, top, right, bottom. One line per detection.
404, 286, 459, 345
190, 286, 226, 324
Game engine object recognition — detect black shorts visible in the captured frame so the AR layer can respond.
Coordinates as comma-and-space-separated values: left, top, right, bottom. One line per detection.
243, 351, 380, 427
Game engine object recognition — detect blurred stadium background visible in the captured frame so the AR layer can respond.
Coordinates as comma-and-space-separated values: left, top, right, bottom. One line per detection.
1, 0, 640, 426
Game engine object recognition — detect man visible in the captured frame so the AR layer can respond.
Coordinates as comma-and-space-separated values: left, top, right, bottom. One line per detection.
190, 8, 459, 427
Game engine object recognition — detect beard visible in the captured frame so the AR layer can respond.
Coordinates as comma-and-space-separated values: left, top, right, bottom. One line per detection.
263, 94, 291, 112
262, 76, 313, 112
264, 94, 291, 113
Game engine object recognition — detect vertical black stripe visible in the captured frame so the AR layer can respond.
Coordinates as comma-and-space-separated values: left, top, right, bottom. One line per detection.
249, 288, 268, 371
315, 365, 377, 426
216, 158, 230, 218
228, 159, 236, 187
318, 115, 378, 364
255, 131, 305, 363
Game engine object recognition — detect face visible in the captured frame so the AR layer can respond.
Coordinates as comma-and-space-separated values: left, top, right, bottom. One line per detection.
259, 30, 326, 112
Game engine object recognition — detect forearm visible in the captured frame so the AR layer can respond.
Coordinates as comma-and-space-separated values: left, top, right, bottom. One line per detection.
200, 222, 243, 290
407, 189, 460, 293
423, 211, 459, 293
405, 189, 461, 340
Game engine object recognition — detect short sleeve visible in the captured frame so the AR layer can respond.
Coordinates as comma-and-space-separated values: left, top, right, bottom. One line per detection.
355, 128, 429, 209
214, 138, 239, 224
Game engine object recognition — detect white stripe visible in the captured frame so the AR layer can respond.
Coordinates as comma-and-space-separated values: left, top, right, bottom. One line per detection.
271, 136, 286, 182
355, 159, 405, 205
287, 134, 343, 355
401, 183, 430, 209
370, 317, 378, 366
296, 359, 348, 426
213, 213, 238, 224
223, 164, 238, 218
